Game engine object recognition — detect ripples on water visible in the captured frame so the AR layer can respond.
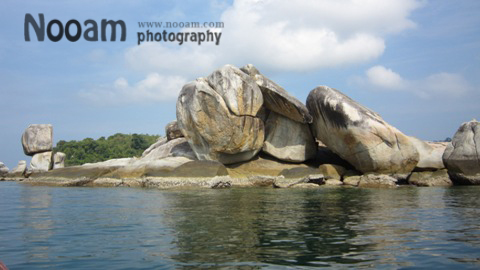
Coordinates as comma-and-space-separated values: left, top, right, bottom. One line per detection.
0, 182, 480, 269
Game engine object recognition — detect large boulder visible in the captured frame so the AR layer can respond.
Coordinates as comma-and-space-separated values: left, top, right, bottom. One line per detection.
22, 124, 53, 156
141, 137, 197, 161
306, 86, 419, 174
262, 111, 316, 162
9, 160, 27, 177
177, 69, 265, 164
410, 137, 447, 170
241, 64, 312, 123
30, 151, 53, 172
443, 120, 480, 184
165, 120, 184, 141
53, 152, 66, 169
0, 162, 9, 178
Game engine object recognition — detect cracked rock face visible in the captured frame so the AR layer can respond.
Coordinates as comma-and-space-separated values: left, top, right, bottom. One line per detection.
306, 86, 419, 174
241, 64, 312, 124
262, 111, 316, 162
177, 65, 265, 164
443, 120, 480, 184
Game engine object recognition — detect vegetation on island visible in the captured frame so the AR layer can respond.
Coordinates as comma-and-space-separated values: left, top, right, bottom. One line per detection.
54, 133, 160, 166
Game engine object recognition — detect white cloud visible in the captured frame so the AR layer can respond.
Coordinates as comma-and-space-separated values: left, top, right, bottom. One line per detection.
366, 65, 405, 89
355, 65, 471, 99
83, 0, 424, 105
79, 73, 187, 105
125, 0, 422, 73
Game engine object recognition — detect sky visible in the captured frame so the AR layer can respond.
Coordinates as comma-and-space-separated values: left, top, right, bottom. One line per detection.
0, 0, 479, 169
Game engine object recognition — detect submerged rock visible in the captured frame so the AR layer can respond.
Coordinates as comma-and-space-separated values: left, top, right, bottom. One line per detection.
306, 86, 419, 174
241, 64, 312, 123
443, 120, 480, 184
30, 151, 53, 172
22, 124, 53, 156
357, 174, 397, 188
408, 170, 452, 187
177, 75, 264, 164
262, 111, 316, 162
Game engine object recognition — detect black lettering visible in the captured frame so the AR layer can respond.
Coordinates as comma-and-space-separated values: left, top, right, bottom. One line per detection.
47, 19, 63, 42
65, 20, 81, 41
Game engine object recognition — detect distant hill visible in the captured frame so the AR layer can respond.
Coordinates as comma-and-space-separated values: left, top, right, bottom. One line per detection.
54, 133, 160, 166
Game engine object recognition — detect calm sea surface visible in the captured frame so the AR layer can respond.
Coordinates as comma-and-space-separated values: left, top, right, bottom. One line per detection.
1, 182, 480, 269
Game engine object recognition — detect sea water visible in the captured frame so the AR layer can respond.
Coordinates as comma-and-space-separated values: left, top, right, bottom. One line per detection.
1, 182, 479, 269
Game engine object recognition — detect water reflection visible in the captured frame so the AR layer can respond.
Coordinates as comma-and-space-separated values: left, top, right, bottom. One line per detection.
1, 183, 480, 269
167, 188, 375, 267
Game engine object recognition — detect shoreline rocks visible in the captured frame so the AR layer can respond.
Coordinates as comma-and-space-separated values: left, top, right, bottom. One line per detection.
4, 64, 478, 190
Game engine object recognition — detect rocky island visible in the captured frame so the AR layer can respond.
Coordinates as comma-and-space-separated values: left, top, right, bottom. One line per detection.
1, 64, 479, 189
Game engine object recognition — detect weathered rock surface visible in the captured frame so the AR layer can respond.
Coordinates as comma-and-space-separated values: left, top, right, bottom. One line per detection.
408, 170, 452, 187
207, 64, 263, 116
165, 120, 183, 141
262, 111, 316, 162
443, 120, 480, 185
410, 137, 447, 170
318, 164, 347, 180
226, 155, 321, 179
343, 175, 361, 186
53, 152, 66, 169
0, 162, 9, 178
30, 151, 53, 172
306, 86, 419, 174
241, 64, 312, 123
324, 179, 343, 186
22, 124, 53, 156
142, 138, 167, 157
142, 138, 196, 161
9, 160, 27, 178
177, 77, 264, 164
357, 174, 397, 188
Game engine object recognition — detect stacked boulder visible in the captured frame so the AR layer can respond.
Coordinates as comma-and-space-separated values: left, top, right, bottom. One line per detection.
21, 124, 65, 172
176, 64, 316, 164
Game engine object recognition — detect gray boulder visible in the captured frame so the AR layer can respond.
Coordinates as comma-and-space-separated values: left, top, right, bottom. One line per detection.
30, 151, 53, 172
165, 120, 183, 141
443, 120, 480, 184
306, 86, 419, 174
141, 137, 197, 161
177, 76, 264, 164
410, 137, 447, 170
53, 152, 66, 169
9, 160, 27, 177
0, 162, 9, 178
262, 111, 316, 162
22, 124, 53, 156
241, 64, 312, 123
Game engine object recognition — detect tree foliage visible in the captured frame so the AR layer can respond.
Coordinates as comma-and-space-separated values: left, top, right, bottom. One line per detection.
54, 133, 160, 166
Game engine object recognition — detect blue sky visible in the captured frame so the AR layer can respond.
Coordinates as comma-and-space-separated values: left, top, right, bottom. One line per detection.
1, 0, 479, 168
